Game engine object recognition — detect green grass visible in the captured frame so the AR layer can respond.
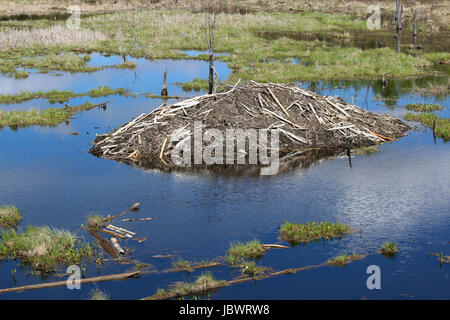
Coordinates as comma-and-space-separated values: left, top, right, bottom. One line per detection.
354, 146, 380, 155
279, 220, 354, 243
0, 10, 442, 82
0, 102, 101, 129
151, 272, 226, 299
86, 215, 105, 231
20, 53, 99, 73
380, 242, 399, 256
172, 258, 192, 271
182, 78, 210, 91
0, 90, 79, 104
225, 240, 267, 266
0, 226, 93, 272
404, 112, 450, 140
14, 70, 29, 79
88, 86, 126, 97
423, 52, 450, 64
404, 103, 445, 112
0, 205, 22, 228
116, 60, 137, 69
240, 260, 271, 277
327, 253, 365, 266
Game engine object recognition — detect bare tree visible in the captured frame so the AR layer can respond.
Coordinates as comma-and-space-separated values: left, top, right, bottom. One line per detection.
203, 10, 217, 94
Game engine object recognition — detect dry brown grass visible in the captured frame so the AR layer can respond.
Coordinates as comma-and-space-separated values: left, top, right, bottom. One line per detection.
0, 0, 448, 31
0, 24, 107, 50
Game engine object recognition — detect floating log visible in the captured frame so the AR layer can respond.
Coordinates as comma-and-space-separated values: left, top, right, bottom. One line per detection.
110, 237, 126, 255
0, 271, 140, 294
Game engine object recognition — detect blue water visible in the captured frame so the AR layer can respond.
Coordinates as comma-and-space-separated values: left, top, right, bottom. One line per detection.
0, 54, 449, 300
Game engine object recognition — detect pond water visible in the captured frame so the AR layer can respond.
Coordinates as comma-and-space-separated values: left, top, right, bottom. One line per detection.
0, 53, 449, 300
256, 30, 450, 53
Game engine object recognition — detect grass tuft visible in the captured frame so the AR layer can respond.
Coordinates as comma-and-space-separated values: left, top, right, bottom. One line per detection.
86, 215, 105, 231
327, 253, 365, 266
225, 240, 267, 266
0, 226, 94, 272
152, 272, 226, 299
404, 103, 445, 112
354, 145, 380, 155
0, 205, 23, 228
279, 220, 354, 243
90, 289, 110, 300
404, 112, 450, 140
380, 242, 399, 256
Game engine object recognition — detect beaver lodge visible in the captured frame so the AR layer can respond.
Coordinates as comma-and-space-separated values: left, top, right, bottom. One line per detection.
90, 81, 410, 175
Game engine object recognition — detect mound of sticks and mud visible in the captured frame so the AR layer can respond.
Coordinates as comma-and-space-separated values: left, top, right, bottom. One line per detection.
90, 81, 410, 175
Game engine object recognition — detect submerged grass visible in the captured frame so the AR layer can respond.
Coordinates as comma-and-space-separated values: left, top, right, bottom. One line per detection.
0, 226, 94, 272
0, 205, 22, 228
354, 145, 380, 155
404, 112, 450, 140
90, 289, 110, 300
279, 220, 354, 243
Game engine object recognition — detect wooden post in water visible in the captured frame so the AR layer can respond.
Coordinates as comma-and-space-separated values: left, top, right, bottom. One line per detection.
413, 9, 418, 48
161, 67, 168, 97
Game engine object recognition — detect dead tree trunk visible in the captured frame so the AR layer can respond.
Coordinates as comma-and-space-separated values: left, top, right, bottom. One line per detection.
393, 0, 400, 26
413, 9, 418, 48
204, 11, 216, 94
161, 67, 168, 97
396, 4, 403, 53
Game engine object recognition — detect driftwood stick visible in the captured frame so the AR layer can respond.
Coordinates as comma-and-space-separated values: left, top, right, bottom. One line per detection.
103, 203, 141, 223
120, 217, 154, 222
106, 224, 136, 235
110, 237, 125, 255
0, 271, 140, 294
267, 88, 289, 116
98, 228, 127, 240
261, 244, 289, 249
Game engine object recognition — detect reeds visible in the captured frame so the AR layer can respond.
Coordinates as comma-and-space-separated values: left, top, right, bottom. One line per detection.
0, 24, 107, 50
